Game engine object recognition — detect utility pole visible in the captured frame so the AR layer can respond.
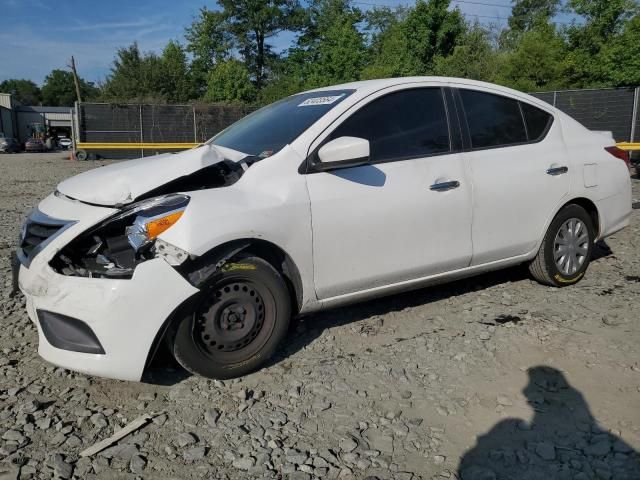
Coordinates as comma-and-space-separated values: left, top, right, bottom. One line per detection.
68, 56, 83, 104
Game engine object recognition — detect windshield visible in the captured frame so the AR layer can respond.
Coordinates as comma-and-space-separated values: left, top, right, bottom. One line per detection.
210, 89, 354, 157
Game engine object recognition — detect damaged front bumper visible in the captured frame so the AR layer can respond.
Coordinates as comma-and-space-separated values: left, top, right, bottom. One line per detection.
16, 193, 199, 381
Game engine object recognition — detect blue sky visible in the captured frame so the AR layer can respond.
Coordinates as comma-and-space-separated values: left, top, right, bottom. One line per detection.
0, 0, 577, 86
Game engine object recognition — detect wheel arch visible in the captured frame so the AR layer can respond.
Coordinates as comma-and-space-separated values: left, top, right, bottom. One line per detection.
531, 196, 601, 258
560, 197, 601, 238
142, 238, 304, 376
179, 238, 304, 314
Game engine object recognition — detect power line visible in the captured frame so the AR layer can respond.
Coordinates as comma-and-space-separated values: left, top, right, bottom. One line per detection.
351, 0, 578, 26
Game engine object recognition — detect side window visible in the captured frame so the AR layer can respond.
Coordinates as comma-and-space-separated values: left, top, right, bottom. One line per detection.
328, 88, 450, 162
520, 102, 553, 140
459, 89, 528, 149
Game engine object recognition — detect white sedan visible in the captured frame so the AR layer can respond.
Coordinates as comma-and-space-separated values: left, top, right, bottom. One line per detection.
15, 77, 632, 381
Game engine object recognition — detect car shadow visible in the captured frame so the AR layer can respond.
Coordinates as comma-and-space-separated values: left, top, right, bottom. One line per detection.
143, 241, 615, 385
458, 366, 640, 479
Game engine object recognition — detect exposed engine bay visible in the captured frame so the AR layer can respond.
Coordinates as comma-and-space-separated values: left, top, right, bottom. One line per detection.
50, 158, 255, 278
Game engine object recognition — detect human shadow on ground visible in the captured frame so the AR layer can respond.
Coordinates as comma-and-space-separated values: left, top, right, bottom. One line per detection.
458, 366, 640, 480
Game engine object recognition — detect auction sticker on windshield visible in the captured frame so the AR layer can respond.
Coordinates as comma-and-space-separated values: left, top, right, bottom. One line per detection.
298, 94, 345, 107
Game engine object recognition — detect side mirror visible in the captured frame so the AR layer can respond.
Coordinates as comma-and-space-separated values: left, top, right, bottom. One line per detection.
314, 136, 370, 171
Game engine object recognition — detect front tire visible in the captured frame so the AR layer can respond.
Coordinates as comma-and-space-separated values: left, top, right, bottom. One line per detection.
529, 204, 595, 287
171, 256, 291, 379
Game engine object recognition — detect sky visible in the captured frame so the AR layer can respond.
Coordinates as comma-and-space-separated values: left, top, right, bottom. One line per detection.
0, 0, 578, 86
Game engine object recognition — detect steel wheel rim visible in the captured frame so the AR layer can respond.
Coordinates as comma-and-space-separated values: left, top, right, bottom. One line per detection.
194, 280, 272, 360
553, 218, 589, 276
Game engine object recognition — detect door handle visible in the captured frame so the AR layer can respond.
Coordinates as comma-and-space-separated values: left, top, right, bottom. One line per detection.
430, 180, 460, 192
546, 166, 568, 175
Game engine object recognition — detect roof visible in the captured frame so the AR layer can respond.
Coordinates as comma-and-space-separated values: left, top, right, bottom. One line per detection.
307, 76, 554, 111
16, 105, 72, 113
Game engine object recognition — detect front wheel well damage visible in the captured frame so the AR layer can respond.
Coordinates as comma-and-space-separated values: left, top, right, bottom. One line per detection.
177, 239, 303, 313
144, 239, 303, 374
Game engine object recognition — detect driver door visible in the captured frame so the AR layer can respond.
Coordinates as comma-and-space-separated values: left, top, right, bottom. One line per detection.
305, 87, 473, 300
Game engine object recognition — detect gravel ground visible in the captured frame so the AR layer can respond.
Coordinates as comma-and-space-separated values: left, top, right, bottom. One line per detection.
1, 152, 639, 480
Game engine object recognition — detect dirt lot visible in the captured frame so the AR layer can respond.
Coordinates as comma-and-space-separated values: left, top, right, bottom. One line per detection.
1, 152, 639, 480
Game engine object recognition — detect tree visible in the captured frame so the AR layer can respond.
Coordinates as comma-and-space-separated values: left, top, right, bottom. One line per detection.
363, 0, 465, 78
0, 79, 41, 105
286, 0, 367, 89
497, 23, 567, 91
564, 0, 638, 86
219, 0, 305, 88
433, 23, 500, 83
184, 8, 231, 96
500, 0, 560, 49
103, 43, 165, 101
160, 41, 192, 102
591, 14, 640, 87
508, 0, 560, 33
41, 70, 98, 106
204, 59, 256, 103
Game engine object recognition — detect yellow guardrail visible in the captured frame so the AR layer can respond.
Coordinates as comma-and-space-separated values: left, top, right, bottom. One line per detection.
616, 142, 640, 151
76, 142, 200, 150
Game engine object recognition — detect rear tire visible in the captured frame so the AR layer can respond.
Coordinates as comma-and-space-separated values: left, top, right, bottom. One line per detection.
171, 256, 291, 379
75, 150, 88, 161
529, 204, 595, 287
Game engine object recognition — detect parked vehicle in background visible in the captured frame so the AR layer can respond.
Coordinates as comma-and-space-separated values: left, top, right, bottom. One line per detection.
58, 137, 72, 150
24, 138, 46, 152
0, 137, 20, 153
14, 77, 632, 383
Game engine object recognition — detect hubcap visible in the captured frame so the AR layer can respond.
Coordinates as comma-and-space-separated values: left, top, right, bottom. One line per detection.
553, 218, 589, 276
195, 281, 266, 353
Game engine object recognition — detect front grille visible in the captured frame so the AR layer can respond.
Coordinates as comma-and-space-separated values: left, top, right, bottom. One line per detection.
18, 209, 75, 267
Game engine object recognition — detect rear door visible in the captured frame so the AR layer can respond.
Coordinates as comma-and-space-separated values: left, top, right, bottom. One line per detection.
456, 88, 570, 265
305, 86, 473, 299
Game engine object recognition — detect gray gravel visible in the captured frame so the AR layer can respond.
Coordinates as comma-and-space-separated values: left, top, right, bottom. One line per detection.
1, 153, 639, 479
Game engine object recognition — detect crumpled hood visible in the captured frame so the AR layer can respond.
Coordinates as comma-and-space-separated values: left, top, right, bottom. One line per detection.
57, 145, 228, 206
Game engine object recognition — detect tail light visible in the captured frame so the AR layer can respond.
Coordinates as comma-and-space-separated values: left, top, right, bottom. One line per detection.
605, 146, 630, 170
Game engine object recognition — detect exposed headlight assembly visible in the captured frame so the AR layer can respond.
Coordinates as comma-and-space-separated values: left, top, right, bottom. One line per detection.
51, 194, 190, 278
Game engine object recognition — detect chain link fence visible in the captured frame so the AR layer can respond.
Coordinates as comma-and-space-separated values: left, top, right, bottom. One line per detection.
530, 87, 639, 144
76, 103, 256, 159
75, 86, 639, 160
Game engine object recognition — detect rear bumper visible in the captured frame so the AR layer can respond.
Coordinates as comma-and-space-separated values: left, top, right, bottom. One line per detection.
19, 259, 198, 381
598, 187, 632, 239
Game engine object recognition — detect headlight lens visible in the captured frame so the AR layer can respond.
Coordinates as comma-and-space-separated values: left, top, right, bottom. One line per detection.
120, 195, 189, 251
51, 194, 190, 278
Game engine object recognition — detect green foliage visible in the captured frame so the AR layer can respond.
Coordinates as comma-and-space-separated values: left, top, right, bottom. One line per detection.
433, 23, 500, 83
508, 0, 560, 33
41, 70, 98, 106
102, 43, 166, 102
0, 79, 41, 105
204, 59, 256, 103
219, 0, 306, 88
363, 0, 465, 78
286, 0, 368, 89
184, 8, 231, 96
590, 14, 640, 87
160, 41, 192, 102
497, 23, 567, 91
25, 0, 640, 107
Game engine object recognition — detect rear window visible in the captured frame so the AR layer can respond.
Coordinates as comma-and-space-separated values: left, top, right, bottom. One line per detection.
520, 102, 553, 140
460, 90, 528, 149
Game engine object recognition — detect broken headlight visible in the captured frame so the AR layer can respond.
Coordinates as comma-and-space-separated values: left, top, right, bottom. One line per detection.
51, 194, 190, 278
